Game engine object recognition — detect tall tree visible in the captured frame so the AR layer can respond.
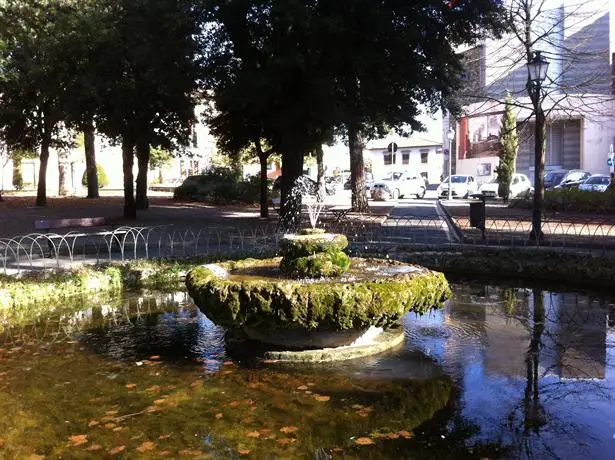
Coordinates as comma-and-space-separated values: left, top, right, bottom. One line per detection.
496, 93, 520, 200
95, 0, 201, 217
0, 0, 76, 206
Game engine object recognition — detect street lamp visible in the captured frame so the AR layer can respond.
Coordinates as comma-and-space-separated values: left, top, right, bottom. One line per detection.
526, 50, 549, 241
447, 127, 455, 201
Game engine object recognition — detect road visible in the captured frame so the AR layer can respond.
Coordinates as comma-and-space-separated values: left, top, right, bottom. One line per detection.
380, 190, 456, 246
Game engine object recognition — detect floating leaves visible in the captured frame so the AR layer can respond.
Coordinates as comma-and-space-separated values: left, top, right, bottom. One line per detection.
245, 431, 261, 438
88, 420, 99, 427
313, 395, 330, 402
108, 445, 125, 455
279, 426, 298, 434
354, 437, 375, 446
136, 441, 155, 452
69, 434, 88, 447
398, 430, 413, 439
86, 444, 103, 451
0, 439, 4, 448
215, 413, 224, 420
277, 438, 297, 446
125, 383, 137, 389
238, 449, 250, 455
146, 385, 161, 393
296, 385, 308, 391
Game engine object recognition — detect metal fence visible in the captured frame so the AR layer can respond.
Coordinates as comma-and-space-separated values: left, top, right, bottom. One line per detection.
2, 213, 615, 274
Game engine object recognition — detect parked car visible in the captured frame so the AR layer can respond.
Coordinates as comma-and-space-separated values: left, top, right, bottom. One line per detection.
477, 173, 532, 199
437, 175, 478, 199
578, 174, 611, 192
370, 171, 426, 200
543, 170, 568, 189
343, 172, 374, 191
553, 169, 592, 189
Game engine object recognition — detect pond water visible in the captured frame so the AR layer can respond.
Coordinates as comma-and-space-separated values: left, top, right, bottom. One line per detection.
0, 283, 613, 459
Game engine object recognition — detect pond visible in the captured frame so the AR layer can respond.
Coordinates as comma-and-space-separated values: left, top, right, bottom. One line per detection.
0, 283, 613, 459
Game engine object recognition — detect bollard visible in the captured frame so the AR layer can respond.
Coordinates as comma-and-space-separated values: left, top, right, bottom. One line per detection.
469, 195, 486, 239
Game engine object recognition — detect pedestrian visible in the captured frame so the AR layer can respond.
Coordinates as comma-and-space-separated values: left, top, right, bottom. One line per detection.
608, 172, 615, 191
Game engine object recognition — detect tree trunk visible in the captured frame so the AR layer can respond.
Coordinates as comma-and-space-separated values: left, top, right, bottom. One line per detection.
279, 149, 304, 232
57, 148, 70, 196
135, 136, 150, 210
84, 119, 99, 198
258, 152, 269, 218
348, 121, 368, 212
316, 145, 326, 201
36, 134, 51, 207
122, 135, 137, 219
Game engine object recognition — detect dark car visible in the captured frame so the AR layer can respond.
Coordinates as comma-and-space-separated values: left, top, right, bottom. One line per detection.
544, 170, 568, 189
553, 170, 592, 190
343, 172, 374, 191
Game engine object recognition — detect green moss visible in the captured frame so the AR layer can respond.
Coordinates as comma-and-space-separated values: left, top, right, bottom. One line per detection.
185, 257, 451, 330
280, 251, 350, 278
279, 233, 348, 259
298, 228, 327, 235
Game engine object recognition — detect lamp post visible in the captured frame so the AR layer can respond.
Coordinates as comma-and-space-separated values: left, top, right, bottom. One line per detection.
447, 127, 455, 201
526, 50, 549, 241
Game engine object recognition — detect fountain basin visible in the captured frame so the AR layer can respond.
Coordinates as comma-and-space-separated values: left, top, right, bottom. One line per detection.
186, 257, 451, 349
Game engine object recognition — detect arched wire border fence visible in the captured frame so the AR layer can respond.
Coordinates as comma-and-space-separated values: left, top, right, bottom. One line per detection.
2, 214, 615, 274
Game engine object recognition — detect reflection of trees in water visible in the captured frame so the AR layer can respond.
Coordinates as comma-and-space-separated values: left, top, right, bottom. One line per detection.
0, 291, 191, 346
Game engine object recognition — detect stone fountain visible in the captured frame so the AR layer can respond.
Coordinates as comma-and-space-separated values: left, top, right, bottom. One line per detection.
186, 179, 451, 361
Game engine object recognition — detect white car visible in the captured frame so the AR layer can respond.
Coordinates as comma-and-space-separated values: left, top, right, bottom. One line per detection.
578, 174, 610, 192
437, 175, 478, 199
478, 173, 532, 199
370, 171, 426, 200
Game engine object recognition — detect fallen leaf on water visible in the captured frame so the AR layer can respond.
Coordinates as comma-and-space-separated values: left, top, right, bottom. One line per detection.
154, 399, 166, 405
88, 420, 99, 427
125, 383, 137, 389
354, 437, 375, 446
398, 430, 413, 439
332, 447, 344, 452
245, 431, 261, 438
146, 385, 161, 393
86, 444, 102, 451
238, 449, 250, 455
160, 451, 171, 456
108, 445, 125, 455
104, 423, 116, 429
223, 361, 234, 366
296, 385, 308, 391
279, 426, 298, 434
215, 413, 224, 420
112, 427, 123, 432
136, 441, 155, 452
179, 449, 202, 456
386, 433, 400, 440
262, 359, 278, 364
69, 434, 88, 446
159, 434, 171, 440
190, 380, 203, 388
277, 438, 297, 446
149, 355, 161, 360
28, 455, 45, 460
229, 401, 241, 408
222, 370, 233, 375
258, 429, 272, 435
351, 404, 364, 409
0, 439, 4, 448
307, 383, 315, 386
105, 410, 118, 416
356, 411, 369, 418
314, 395, 330, 402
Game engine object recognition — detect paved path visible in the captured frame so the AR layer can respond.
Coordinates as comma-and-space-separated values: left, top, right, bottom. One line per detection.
381, 193, 456, 245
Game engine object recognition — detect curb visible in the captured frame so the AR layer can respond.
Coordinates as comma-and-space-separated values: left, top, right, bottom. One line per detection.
436, 200, 464, 243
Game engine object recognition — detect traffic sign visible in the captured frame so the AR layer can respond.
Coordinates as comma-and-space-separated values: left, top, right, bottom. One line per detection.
608, 158, 613, 167
387, 142, 398, 153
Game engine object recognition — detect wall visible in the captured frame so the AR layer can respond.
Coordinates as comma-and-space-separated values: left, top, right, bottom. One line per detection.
365, 145, 443, 184
582, 116, 615, 174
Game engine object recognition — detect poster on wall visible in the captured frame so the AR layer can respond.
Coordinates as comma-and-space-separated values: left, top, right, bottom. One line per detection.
458, 113, 503, 159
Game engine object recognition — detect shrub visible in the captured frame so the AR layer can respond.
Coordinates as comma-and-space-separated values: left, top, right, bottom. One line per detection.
81, 164, 109, 189
511, 188, 615, 214
173, 168, 260, 204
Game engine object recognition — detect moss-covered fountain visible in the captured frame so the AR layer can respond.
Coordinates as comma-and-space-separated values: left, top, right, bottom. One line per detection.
186, 224, 450, 361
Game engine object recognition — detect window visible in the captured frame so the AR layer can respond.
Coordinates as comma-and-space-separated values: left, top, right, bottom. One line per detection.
402, 151, 410, 165
420, 149, 429, 164
384, 152, 393, 165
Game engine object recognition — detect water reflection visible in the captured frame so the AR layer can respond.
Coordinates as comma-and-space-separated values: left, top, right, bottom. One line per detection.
0, 285, 614, 458
405, 284, 615, 459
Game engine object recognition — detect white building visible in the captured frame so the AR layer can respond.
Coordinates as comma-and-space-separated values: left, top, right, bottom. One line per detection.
448, 0, 615, 184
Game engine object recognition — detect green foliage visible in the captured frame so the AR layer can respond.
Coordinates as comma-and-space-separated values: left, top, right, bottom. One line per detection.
280, 251, 350, 278
186, 257, 451, 330
512, 188, 615, 214
173, 168, 262, 204
149, 147, 174, 170
495, 94, 519, 200
81, 163, 108, 188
